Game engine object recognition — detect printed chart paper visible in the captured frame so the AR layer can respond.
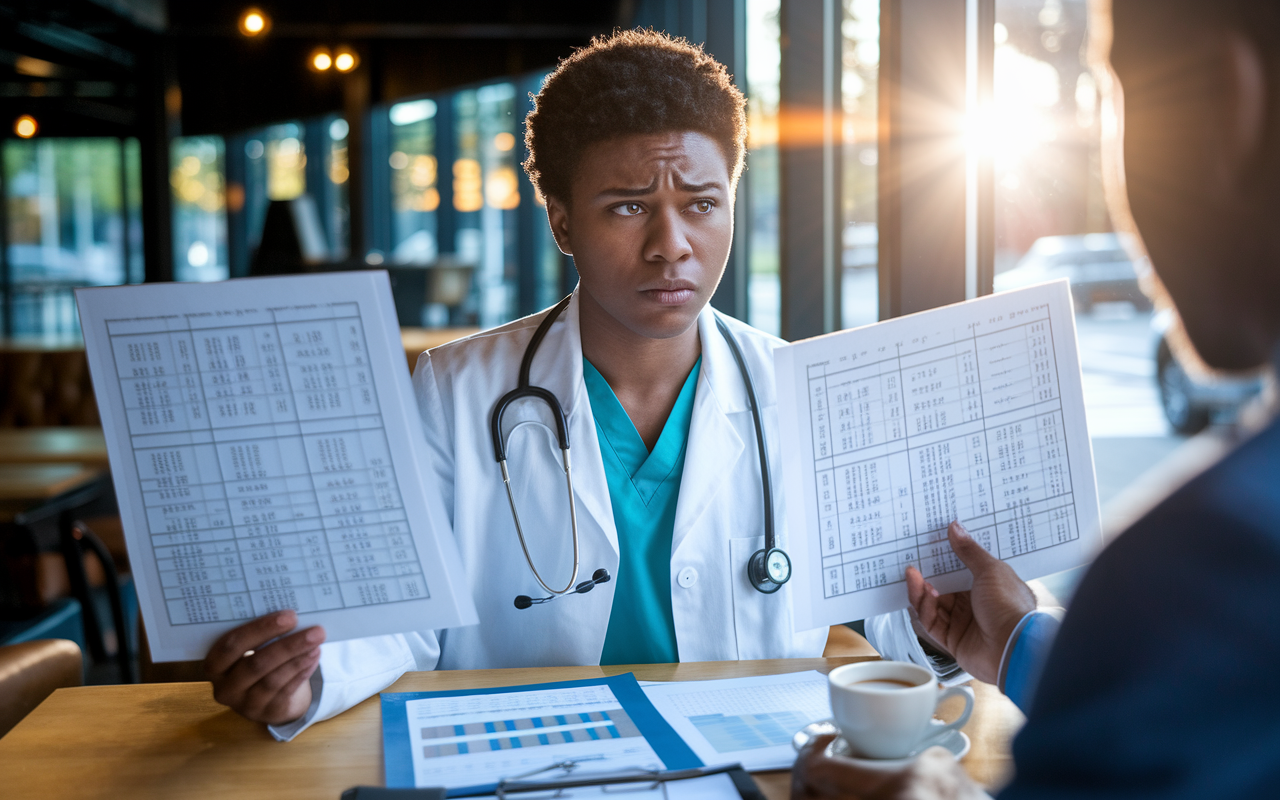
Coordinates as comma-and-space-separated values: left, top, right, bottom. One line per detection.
642, 671, 832, 771
76, 272, 477, 661
775, 281, 1101, 629
381, 674, 701, 794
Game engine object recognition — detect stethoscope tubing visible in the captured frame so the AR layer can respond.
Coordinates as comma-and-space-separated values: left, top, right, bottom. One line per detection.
491, 293, 787, 603
713, 314, 777, 555
492, 295, 580, 597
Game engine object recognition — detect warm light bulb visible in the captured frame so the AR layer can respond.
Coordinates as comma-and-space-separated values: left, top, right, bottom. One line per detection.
334, 49, 358, 72
14, 115, 37, 138
313, 51, 332, 71
239, 8, 270, 37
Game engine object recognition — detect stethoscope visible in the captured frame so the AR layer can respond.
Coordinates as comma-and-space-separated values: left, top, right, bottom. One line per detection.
490, 294, 792, 610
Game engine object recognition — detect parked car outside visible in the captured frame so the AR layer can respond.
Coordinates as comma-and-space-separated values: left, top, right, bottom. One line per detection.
1152, 309, 1267, 435
995, 232, 1150, 312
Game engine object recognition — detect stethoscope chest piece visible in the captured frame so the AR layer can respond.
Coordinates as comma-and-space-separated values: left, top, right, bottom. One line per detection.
748, 547, 791, 594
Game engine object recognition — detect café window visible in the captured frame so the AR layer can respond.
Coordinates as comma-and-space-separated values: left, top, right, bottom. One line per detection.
172, 136, 228, 283
2, 138, 140, 337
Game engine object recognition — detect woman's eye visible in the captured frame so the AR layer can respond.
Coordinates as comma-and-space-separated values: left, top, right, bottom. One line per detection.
613, 203, 644, 216
691, 200, 714, 214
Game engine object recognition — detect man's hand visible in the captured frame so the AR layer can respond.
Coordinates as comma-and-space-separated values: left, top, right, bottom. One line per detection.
906, 521, 1036, 685
204, 610, 325, 726
791, 733, 987, 800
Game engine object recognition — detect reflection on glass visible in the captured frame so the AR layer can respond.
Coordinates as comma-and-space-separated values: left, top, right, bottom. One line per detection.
242, 122, 306, 258
4, 138, 135, 335
327, 116, 350, 259
390, 98, 439, 265
266, 132, 305, 201
990, 0, 1163, 446
172, 136, 229, 283
841, 0, 879, 328
455, 83, 519, 327
746, 0, 781, 336
989, 1, 1109, 275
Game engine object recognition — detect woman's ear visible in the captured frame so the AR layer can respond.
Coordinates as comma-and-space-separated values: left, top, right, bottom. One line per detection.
545, 197, 574, 256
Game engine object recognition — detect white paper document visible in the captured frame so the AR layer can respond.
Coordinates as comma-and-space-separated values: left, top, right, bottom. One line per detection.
775, 281, 1101, 629
76, 272, 477, 661
642, 672, 832, 771
404, 684, 667, 791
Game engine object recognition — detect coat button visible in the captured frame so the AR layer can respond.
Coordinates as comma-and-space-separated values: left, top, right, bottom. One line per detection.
677, 567, 698, 588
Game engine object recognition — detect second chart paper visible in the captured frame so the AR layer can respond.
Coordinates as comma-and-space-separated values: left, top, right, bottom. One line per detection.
775, 281, 1101, 630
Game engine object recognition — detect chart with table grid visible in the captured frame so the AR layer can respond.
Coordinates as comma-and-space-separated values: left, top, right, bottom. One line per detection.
106, 302, 430, 626
805, 310, 1079, 600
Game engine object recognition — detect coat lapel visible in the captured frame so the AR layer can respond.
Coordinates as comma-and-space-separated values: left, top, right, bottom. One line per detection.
671, 308, 746, 555
526, 292, 620, 558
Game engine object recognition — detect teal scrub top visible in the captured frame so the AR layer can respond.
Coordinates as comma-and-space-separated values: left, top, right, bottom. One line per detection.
584, 356, 702, 666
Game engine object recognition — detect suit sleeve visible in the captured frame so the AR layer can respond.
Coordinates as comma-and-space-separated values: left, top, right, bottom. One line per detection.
998, 482, 1280, 799
266, 351, 456, 741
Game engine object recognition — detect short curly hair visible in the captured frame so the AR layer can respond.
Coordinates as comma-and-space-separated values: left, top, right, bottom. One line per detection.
523, 29, 747, 205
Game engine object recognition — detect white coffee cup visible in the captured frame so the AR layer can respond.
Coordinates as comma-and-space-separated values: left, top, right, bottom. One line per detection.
827, 661, 974, 760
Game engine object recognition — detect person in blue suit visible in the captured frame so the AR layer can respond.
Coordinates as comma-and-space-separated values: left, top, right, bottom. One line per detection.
793, 0, 1280, 797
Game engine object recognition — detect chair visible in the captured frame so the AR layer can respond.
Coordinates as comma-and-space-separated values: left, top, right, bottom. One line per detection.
3, 476, 136, 683
0, 639, 83, 737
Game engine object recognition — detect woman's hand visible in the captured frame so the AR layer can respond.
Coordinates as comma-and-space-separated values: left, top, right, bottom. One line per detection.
791, 733, 987, 800
204, 610, 325, 725
905, 522, 1036, 685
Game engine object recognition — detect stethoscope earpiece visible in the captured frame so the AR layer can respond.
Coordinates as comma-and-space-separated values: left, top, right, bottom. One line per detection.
514, 568, 612, 610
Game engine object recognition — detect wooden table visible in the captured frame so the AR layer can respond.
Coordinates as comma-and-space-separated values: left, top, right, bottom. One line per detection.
0, 427, 108, 466
0, 658, 1025, 799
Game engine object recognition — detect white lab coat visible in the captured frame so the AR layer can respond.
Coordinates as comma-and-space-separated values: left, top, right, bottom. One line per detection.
271, 292, 826, 740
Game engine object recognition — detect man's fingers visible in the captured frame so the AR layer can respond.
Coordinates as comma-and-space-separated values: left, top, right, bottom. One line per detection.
907, 566, 942, 635
947, 521, 998, 572
205, 610, 298, 679
213, 625, 325, 704
906, 565, 926, 609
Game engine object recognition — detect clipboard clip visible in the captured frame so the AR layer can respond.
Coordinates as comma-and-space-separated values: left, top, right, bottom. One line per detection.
494, 763, 743, 800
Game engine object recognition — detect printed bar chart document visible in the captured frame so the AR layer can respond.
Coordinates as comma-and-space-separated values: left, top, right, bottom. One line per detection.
381, 674, 702, 794
641, 671, 832, 771
775, 281, 1101, 629
76, 272, 477, 661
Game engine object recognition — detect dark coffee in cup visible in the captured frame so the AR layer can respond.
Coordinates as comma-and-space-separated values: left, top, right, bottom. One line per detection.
852, 679, 918, 690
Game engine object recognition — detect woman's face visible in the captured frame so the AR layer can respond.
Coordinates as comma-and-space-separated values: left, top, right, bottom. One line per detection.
546, 130, 734, 341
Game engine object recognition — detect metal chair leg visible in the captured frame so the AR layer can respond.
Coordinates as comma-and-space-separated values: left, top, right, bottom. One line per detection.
71, 520, 136, 684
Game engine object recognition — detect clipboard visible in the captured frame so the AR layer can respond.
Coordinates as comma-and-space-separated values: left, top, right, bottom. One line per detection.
342, 766, 767, 800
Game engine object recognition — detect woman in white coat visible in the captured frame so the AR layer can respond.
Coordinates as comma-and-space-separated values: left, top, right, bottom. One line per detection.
204, 30, 832, 740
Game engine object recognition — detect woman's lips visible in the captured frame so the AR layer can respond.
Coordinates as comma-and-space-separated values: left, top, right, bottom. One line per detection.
643, 287, 696, 305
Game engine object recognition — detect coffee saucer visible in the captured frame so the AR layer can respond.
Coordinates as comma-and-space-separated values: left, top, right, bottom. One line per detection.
791, 719, 971, 771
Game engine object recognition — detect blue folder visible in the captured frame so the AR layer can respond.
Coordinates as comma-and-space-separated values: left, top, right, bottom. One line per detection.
381, 672, 702, 795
